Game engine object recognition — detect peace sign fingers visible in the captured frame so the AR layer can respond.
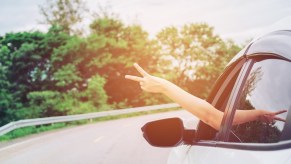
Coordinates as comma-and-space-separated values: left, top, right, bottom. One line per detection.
125, 63, 168, 93
125, 63, 149, 83
273, 109, 287, 122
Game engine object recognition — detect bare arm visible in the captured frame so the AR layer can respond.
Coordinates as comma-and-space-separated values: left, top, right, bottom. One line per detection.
125, 63, 223, 130
234, 109, 287, 125
125, 63, 286, 130
158, 78, 223, 130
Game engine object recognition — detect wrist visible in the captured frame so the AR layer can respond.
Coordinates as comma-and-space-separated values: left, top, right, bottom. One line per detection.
160, 79, 181, 96
159, 78, 171, 94
256, 110, 266, 121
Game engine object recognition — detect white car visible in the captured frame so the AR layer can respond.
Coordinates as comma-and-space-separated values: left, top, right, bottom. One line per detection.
141, 29, 291, 163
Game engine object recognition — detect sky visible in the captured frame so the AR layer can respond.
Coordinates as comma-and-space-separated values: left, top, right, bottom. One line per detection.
1, 0, 291, 44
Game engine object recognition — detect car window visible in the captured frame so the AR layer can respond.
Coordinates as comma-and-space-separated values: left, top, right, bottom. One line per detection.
231, 58, 291, 143
196, 59, 244, 141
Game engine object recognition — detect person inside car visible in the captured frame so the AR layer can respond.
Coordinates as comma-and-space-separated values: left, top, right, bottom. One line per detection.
125, 63, 286, 130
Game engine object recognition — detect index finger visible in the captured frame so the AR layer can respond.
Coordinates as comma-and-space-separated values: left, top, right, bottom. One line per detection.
275, 110, 288, 115
134, 63, 149, 76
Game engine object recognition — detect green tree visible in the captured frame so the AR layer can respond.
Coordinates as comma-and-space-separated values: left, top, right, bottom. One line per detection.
72, 75, 109, 114
88, 16, 164, 107
0, 28, 70, 124
0, 45, 15, 125
156, 23, 241, 98
0, 31, 49, 105
24, 91, 63, 118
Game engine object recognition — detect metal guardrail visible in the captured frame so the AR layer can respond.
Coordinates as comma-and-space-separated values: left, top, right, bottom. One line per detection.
0, 103, 180, 136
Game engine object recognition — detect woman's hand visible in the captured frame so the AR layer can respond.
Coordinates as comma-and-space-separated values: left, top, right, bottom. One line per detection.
258, 109, 287, 124
125, 63, 167, 93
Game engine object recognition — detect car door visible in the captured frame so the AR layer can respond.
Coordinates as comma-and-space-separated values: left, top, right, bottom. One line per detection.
168, 56, 246, 164
168, 56, 291, 164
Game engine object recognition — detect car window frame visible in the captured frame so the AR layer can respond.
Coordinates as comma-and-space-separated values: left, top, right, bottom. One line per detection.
216, 58, 255, 142
195, 57, 246, 141
281, 105, 291, 141
219, 55, 291, 142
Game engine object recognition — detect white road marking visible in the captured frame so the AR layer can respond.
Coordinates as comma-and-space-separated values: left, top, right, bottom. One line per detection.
94, 136, 104, 143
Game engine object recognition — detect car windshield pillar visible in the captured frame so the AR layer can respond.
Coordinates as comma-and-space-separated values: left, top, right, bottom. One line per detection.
216, 59, 255, 141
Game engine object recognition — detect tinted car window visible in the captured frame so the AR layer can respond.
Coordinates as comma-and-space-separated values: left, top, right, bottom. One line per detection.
196, 60, 244, 141
232, 59, 291, 143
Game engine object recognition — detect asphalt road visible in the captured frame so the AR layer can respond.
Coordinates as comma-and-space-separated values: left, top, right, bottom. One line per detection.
0, 110, 198, 164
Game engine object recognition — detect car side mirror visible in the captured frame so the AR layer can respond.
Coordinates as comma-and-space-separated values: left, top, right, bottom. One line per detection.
141, 117, 196, 147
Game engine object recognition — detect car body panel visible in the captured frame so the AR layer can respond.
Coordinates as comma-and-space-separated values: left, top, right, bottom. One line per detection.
167, 29, 291, 163
168, 144, 291, 164
229, 30, 291, 66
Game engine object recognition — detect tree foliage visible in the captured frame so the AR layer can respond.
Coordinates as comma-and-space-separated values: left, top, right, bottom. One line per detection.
0, 5, 242, 126
88, 16, 163, 107
157, 23, 241, 98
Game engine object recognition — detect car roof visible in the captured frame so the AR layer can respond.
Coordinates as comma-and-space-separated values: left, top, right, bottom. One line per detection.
229, 30, 291, 64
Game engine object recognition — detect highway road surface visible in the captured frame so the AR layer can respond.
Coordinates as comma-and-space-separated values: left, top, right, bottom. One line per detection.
0, 110, 198, 164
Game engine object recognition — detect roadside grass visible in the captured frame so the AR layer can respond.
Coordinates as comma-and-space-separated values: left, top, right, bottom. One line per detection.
0, 107, 181, 142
